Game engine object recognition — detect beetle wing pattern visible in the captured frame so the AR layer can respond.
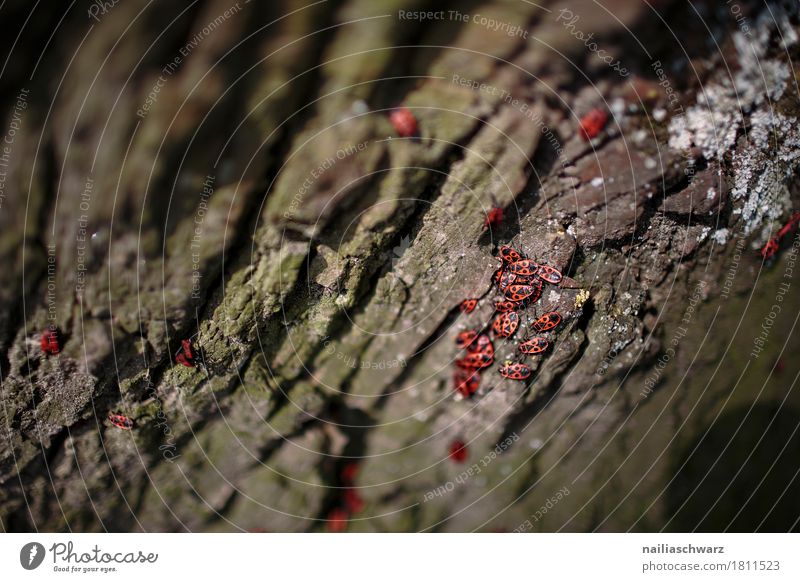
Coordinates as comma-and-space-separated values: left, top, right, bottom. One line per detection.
499, 362, 531, 380
494, 300, 518, 312
499, 245, 523, 264
537, 264, 563, 285
492, 312, 519, 338
519, 337, 549, 354
504, 284, 535, 302
108, 412, 133, 430
533, 311, 562, 333
507, 259, 538, 276
453, 369, 480, 397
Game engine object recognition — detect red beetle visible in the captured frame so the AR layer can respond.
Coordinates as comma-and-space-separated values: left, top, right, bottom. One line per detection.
453, 369, 480, 397
760, 237, 780, 260
468, 333, 494, 358
498, 271, 518, 292
389, 107, 418, 137
499, 245, 524, 264
533, 312, 562, 333
455, 330, 478, 349
519, 337, 549, 354
761, 211, 800, 259
457, 352, 494, 369
528, 278, 544, 303
459, 298, 478, 313
579, 108, 608, 141
776, 211, 800, 238
448, 439, 468, 463
499, 361, 531, 380
484, 207, 504, 230
492, 311, 519, 338
175, 339, 196, 367
504, 283, 537, 302
343, 488, 364, 513
108, 412, 134, 430
494, 300, 519, 312
537, 264, 563, 285
326, 507, 349, 532
340, 462, 359, 484
507, 259, 538, 276
40, 329, 61, 355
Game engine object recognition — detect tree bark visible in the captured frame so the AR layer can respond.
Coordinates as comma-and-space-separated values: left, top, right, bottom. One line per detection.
1, 0, 799, 532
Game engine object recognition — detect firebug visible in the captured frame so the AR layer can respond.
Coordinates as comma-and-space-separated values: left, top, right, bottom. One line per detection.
519, 337, 549, 354
499, 361, 531, 380
533, 312, 562, 333
449, 439, 468, 463
40, 329, 61, 355
499, 245, 524, 264
507, 259, 538, 276
484, 207, 504, 230
175, 339, 196, 367
504, 284, 536, 302
494, 300, 519, 312
340, 462, 359, 484
579, 108, 608, 141
455, 330, 478, 349
492, 311, 519, 338
537, 264, 563, 285
460, 298, 478, 313
453, 369, 480, 397
389, 107, 418, 138
498, 270, 518, 292
108, 412, 134, 430
457, 352, 494, 369
343, 489, 364, 513
468, 333, 494, 358
326, 507, 349, 532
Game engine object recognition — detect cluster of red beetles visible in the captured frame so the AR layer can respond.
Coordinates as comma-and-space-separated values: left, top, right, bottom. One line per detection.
453, 244, 564, 397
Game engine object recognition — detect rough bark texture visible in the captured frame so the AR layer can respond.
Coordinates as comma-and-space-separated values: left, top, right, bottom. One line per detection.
1, 0, 799, 532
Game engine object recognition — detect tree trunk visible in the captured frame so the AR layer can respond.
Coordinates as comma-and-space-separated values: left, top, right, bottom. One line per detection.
1, 0, 799, 532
